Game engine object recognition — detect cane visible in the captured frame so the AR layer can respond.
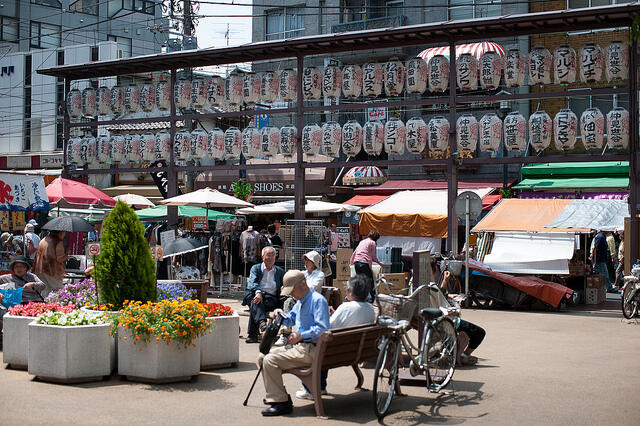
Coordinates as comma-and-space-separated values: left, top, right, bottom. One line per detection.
243, 314, 283, 406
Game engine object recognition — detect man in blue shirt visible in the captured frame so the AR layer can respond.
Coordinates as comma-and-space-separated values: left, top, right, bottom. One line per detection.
258, 270, 330, 416
591, 230, 616, 293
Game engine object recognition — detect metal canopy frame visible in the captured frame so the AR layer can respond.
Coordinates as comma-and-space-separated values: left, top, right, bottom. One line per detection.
39, 3, 640, 259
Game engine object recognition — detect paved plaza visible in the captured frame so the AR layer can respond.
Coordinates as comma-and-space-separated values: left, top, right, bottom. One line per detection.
1, 296, 639, 425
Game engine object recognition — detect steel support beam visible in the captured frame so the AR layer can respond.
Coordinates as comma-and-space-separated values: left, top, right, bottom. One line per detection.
447, 39, 458, 255
62, 79, 71, 179
294, 55, 305, 219
629, 38, 639, 267
167, 69, 179, 229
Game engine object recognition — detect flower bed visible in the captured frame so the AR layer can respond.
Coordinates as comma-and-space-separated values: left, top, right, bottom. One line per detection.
156, 282, 197, 302
201, 303, 238, 370
45, 278, 97, 308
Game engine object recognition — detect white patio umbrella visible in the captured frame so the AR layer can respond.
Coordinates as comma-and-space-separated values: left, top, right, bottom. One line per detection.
236, 199, 360, 215
158, 187, 254, 209
114, 193, 156, 209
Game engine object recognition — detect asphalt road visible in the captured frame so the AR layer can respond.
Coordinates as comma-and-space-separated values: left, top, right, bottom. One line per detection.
2, 296, 639, 425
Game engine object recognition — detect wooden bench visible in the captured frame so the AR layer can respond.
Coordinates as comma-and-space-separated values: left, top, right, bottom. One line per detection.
283, 324, 390, 418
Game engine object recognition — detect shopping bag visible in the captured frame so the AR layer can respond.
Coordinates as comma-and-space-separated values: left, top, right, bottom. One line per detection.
0, 287, 24, 308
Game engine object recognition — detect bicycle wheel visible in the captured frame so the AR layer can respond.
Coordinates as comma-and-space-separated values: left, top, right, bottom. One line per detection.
373, 336, 401, 418
424, 318, 457, 392
621, 284, 638, 319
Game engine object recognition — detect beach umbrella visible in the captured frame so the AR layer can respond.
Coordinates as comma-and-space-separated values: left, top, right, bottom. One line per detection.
46, 177, 116, 208
114, 194, 155, 209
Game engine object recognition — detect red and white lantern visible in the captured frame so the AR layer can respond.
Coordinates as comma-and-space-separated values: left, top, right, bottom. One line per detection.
83, 135, 97, 165
342, 64, 362, 99
606, 41, 629, 82
206, 76, 225, 108
223, 127, 242, 160
528, 110, 552, 153
321, 121, 342, 158
428, 116, 450, 153
301, 123, 322, 156
140, 132, 156, 162
323, 64, 343, 99
155, 80, 171, 111
125, 84, 140, 113
208, 128, 225, 160
77, 136, 90, 165
529, 46, 552, 85
154, 130, 171, 161
553, 109, 578, 151
504, 49, 526, 88
140, 83, 156, 112
428, 55, 450, 93
243, 72, 261, 106
110, 85, 125, 116
503, 111, 527, 151
191, 128, 208, 159
580, 107, 605, 151
606, 107, 630, 150
241, 126, 262, 160
260, 71, 279, 104
279, 69, 297, 102
67, 89, 82, 118
81, 87, 97, 118
96, 135, 111, 164
457, 53, 478, 91
479, 51, 503, 90
342, 120, 363, 157
579, 43, 604, 83
174, 129, 192, 161
405, 117, 427, 154
362, 62, 384, 98
384, 58, 405, 97
191, 78, 207, 109
261, 126, 280, 158
67, 136, 83, 165
96, 86, 111, 116
110, 134, 126, 164
303, 66, 323, 100
384, 117, 406, 155
124, 133, 141, 163
406, 57, 428, 95
553, 45, 577, 85
174, 79, 192, 109
456, 114, 478, 153
226, 73, 244, 105
479, 113, 502, 153
363, 119, 384, 156
279, 125, 298, 157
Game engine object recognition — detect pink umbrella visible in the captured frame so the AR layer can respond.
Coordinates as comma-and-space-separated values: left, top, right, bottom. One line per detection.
46, 177, 116, 208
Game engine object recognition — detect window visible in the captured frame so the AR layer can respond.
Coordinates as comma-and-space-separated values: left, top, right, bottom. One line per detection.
70, 0, 99, 15
319, 0, 327, 34
449, 0, 501, 21
385, 0, 404, 17
0, 16, 18, 42
91, 46, 99, 61
109, 0, 155, 17
341, 0, 366, 23
134, 0, 155, 14
31, 0, 62, 8
30, 22, 61, 49
266, 7, 305, 40
108, 35, 132, 58
24, 55, 32, 152
568, 0, 631, 8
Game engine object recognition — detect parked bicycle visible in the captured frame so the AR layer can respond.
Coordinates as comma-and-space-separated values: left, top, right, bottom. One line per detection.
622, 263, 640, 319
373, 276, 459, 418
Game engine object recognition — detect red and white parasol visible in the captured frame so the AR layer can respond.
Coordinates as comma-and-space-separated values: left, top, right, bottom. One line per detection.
342, 166, 387, 186
418, 41, 506, 63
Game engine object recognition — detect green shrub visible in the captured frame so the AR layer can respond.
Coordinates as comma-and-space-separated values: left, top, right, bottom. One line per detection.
94, 201, 156, 308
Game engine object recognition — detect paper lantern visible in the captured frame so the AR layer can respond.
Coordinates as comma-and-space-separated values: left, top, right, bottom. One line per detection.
96, 86, 111, 116
191, 128, 208, 159
405, 117, 427, 154
155, 80, 171, 111
362, 62, 384, 98
321, 121, 341, 158
67, 89, 82, 118
301, 123, 322, 156
384, 58, 405, 97
154, 130, 171, 161
96, 135, 111, 164
174, 78, 192, 109
504, 49, 526, 87
479, 51, 503, 90
406, 57, 428, 95
279, 69, 297, 102
110, 134, 126, 164
503, 112, 527, 151
528, 46, 552, 85
553, 45, 577, 85
223, 127, 242, 160
580, 107, 605, 151
174, 129, 192, 161
280, 125, 298, 157
428, 55, 450, 93
342, 120, 363, 157
77, 136, 89, 165
606, 107, 630, 150
303, 66, 323, 100
342, 64, 362, 99
428, 116, 449, 153
110, 85, 125, 116
479, 113, 502, 153
363, 119, 384, 156
261, 126, 280, 158
456, 114, 478, 153
124, 133, 141, 163
67, 136, 83, 165
81, 87, 97, 118
580, 43, 604, 83
140, 83, 156, 112
243, 72, 261, 106
140, 132, 156, 162
260, 71, 279, 104
605, 41, 629, 82
226, 73, 244, 105
241, 126, 262, 160
191, 78, 207, 109
528, 110, 552, 153
206, 76, 225, 108
125, 84, 140, 113
83, 135, 97, 165
207, 128, 225, 160
384, 117, 406, 155
322, 64, 342, 100
554, 109, 578, 151
457, 53, 478, 91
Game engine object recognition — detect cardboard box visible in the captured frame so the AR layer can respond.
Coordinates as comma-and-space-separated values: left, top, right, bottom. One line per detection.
587, 275, 605, 288
585, 287, 606, 305
335, 248, 353, 282
379, 273, 408, 295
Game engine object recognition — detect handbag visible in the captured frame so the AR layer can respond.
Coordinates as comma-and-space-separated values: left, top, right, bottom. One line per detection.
259, 314, 283, 355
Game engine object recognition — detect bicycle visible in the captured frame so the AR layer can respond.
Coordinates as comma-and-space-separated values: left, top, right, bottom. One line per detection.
372, 276, 459, 418
622, 264, 640, 319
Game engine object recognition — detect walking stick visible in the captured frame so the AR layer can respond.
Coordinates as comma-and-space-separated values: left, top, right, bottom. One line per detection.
243, 314, 283, 406
243, 365, 263, 406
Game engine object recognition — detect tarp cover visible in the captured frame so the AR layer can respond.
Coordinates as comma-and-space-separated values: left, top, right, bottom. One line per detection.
377, 236, 441, 255
236, 199, 360, 215
545, 199, 629, 232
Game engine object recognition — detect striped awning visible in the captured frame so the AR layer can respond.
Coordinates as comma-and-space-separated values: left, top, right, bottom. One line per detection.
418, 41, 506, 63
343, 166, 387, 186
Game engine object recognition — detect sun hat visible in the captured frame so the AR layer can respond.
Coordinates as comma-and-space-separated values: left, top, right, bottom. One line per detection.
303, 250, 322, 270
1, 232, 12, 245
281, 270, 305, 296
9, 255, 31, 272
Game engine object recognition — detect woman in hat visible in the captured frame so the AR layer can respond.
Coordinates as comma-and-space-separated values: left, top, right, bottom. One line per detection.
302, 250, 325, 292
33, 231, 68, 297
0, 256, 46, 335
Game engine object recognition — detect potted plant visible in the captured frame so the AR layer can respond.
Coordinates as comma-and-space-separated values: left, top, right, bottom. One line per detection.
111, 299, 211, 383
157, 282, 197, 302
46, 278, 98, 308
27, 311, 115, 383
200, 302, 239, 370
3, 302, 75, 369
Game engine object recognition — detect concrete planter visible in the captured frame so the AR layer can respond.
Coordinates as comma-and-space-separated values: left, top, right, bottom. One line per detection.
2, 315, 36, 369
117, 326, 200, 383
28, 322, 116, 383
200, 312, 239, 370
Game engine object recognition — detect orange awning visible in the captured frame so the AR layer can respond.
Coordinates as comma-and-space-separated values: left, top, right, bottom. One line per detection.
360, 212, 448, 238
343, 195, 388, 208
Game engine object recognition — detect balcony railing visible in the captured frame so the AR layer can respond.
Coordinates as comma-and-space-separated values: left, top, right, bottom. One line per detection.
331, 15, 407, 33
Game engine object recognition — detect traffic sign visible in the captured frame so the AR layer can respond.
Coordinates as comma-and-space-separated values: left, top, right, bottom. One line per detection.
155, 246, 164, 260
87, 243, 101, 256
455, 191, 483, 220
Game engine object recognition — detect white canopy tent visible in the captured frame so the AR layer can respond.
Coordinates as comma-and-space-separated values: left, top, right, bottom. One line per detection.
236, 200, 360, 215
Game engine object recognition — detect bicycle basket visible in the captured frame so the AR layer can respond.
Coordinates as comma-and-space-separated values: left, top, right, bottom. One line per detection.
376, 294, 417, 321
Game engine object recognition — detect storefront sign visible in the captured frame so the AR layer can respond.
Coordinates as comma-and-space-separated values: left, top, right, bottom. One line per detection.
367, 107, 387, 121
0, 211, 8, 231
192, 216, 208, 230
160, 229, 175, 247
337, 227, 350, 248
6, 156, 32, 169
0, 173, 50, 211
40, 154, 64, 168
11, 211, 24, 230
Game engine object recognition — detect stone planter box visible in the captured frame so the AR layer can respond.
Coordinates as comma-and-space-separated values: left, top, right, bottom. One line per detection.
117, 326, 200, 383
28, 322, 116, 383
201, 312, 239, 370
2, 315, 36, 370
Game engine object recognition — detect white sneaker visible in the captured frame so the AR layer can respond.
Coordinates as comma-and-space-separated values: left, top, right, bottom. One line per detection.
295, 388, 327, 400
273, 334, 288, 347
